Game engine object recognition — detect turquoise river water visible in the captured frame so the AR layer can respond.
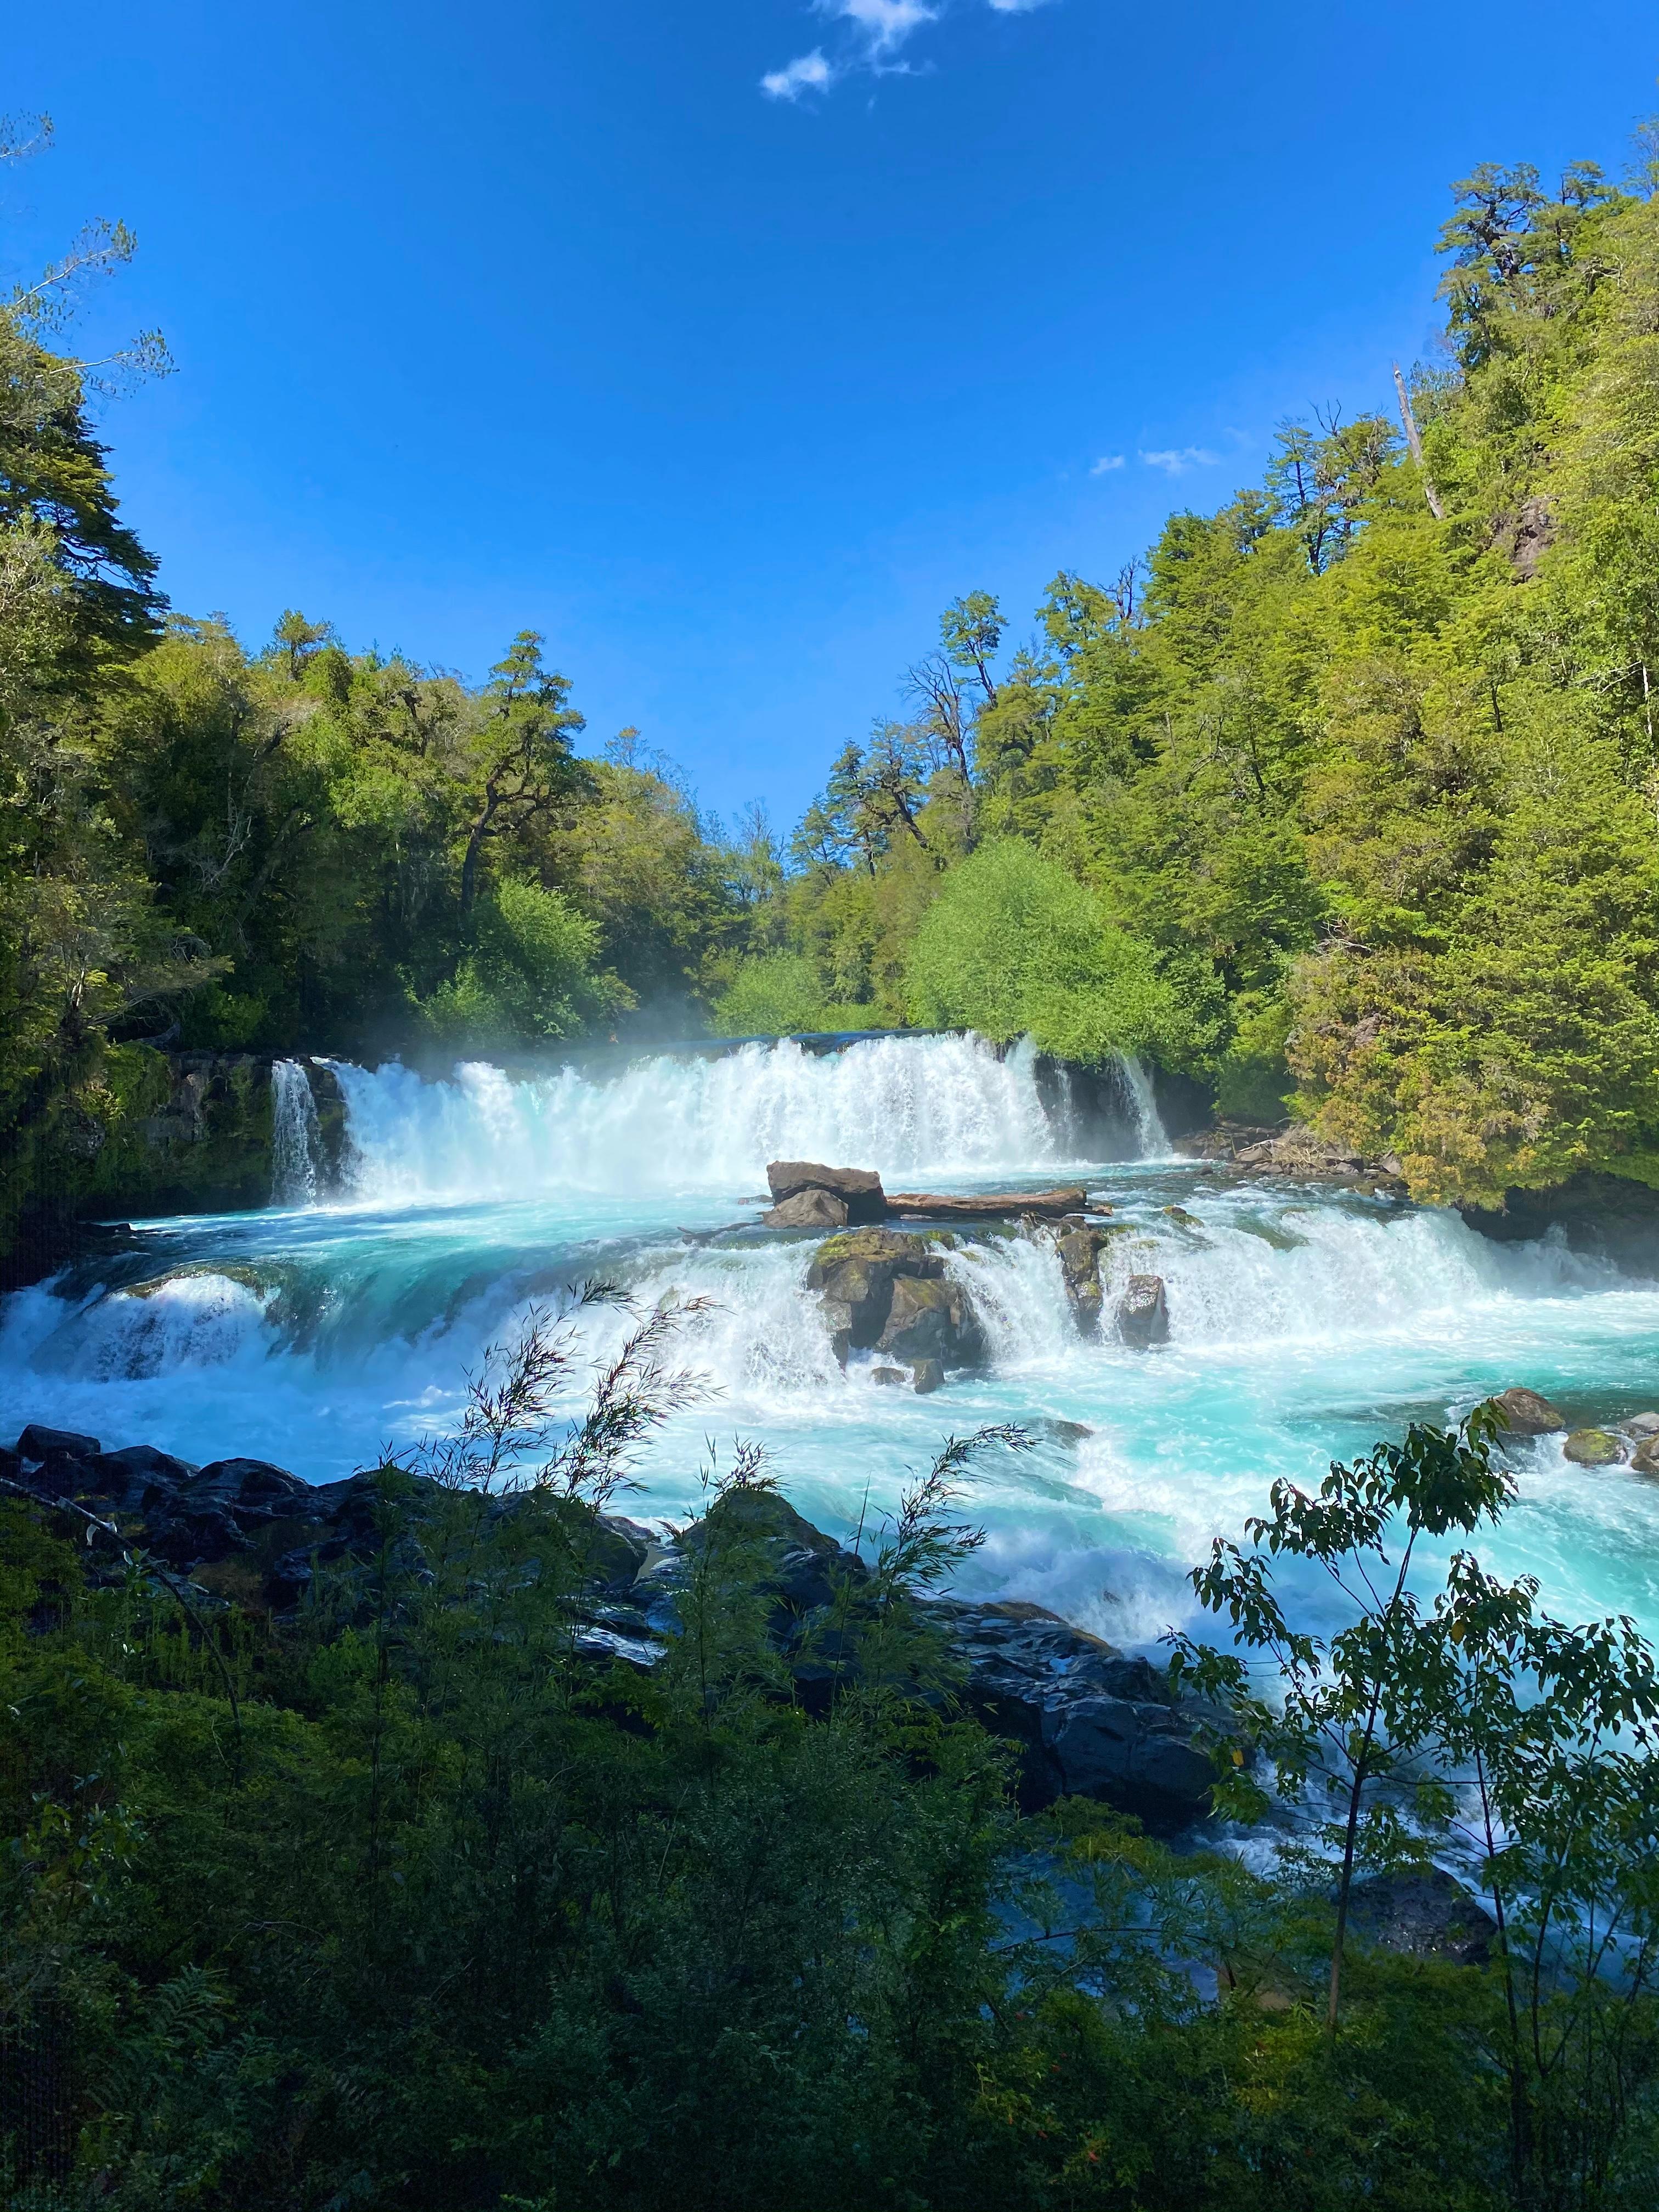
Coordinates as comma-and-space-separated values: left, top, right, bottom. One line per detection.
4, 1031, 1658, 1657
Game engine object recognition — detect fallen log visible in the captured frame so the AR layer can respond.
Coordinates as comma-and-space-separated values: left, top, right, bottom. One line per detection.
885, 1186, 1087, 1221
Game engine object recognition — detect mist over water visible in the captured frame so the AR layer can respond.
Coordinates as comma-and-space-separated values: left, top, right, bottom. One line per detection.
6, 1030, 1659, 1652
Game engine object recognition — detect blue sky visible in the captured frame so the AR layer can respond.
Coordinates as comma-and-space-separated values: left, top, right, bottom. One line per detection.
6, 2, 1657, 828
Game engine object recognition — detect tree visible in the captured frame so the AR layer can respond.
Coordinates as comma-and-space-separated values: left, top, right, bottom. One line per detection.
456, 630, 589, 920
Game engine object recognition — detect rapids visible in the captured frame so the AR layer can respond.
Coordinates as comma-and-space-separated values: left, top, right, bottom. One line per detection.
5, 1030, 1659, 1654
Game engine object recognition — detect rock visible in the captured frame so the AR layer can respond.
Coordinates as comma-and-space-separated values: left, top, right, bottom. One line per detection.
81, 1445, 199, 1512
16, 1424, 100, 1464
877, 1273, 980, 1366
930, 1599, 1221, 1831
1163, 1205, 1201, 1227
808, 1227, 981, 1369
1460, 1173, 1659, 1277
1492, 1386, 1567, 1437
887, 1187, 1086, 1221
684, 1488, 867, 1624
1620, 1411, 1659, 1439
911, 1357, 945, 1395
761, 1187, 848, 1229
1346, 1870, 1496, 1967
1116, 1274, 1170, 1350
1632, 1437, 1659, 1479
1055, 1228, 1107, 1335
871, 1365, 907, 1387
765, 1160, 886, 1226
190, 1458, 311, 1509
1039, 1418, 1094, 1447
1564, 1427, 1624, 1466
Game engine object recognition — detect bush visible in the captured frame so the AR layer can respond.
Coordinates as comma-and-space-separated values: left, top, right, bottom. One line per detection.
711, 950, 879, 1037
904, 840, 1209, 1065
421, 879, 630, 1048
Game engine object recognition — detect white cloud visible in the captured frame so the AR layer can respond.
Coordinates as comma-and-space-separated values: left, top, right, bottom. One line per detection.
1090, 454, 1125, 475
830, 0, 938, 53
761, 48, 835, 99
763, 0, 1049, 100
1139, 446, 1221, 474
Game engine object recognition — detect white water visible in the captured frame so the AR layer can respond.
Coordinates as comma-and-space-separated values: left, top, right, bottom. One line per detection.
270, 1060, 321, 1205
4, 1031, 1659, 1654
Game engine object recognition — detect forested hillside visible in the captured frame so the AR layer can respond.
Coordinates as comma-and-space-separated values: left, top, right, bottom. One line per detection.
7, 122, 1659, 1254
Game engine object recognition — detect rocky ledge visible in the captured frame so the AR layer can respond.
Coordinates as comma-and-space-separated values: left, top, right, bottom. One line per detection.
1174, 1124, 1408, 1199
1492, 1386, 1659, 1475
1, 1425, 1224, 1834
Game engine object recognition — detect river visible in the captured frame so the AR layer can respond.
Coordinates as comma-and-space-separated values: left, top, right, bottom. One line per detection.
5, 1030, 1659, 1654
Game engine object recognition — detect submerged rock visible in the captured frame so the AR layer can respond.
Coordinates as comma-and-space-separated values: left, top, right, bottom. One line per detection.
1493, 1386, 1567, 1437
1116, 1274, 1170, 1350
911, 1357, 945, 1395
1564, 1426, 1624, 1466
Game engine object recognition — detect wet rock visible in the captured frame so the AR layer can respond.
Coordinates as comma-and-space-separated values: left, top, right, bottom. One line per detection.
878, 1273, 980, 1366
1564, 1427, 1624, 1466
1619, 1411, 1659, 1440
1461, 1173, 1659, 1277
1493, 1386, 1567, 1437
81, 1445, 199, 1512
871, 1365, 907, 1387
191, 1458, 311, 1510
765, 1160, 887, 1226
762, 1186, 848, 1229
930, 1598, 1221, 1831
16, 1424, 100, 1464
1055, 1227, 1108, 1335
911, 1357, 945, 1395
1346, 1869, 1496, 1967
1039, 1418, 1094, 1447
1632, 1437, 1659, 1479
685, 1487, 867, 1623
1163, 1205, 1201, 1228
1116, 1274, 1170, 1350
821, 1299, 855, 1366
808, 1226, 980, 1369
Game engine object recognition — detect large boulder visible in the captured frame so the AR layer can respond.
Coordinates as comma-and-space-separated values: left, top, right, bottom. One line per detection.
16, 1424, 100, 1464
806, 1226, 984, 1373
1564, 1427, 1623, 1466
765, 1161, 887, 1226
1492, 1386, 1567, 1437
1116, 1274, 1170, 1350
932, 1599, 1221, 1831
1346, 1870, 1495, 1967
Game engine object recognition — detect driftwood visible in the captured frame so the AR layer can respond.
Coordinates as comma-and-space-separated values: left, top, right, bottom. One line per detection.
884, 1187, 1088, 1221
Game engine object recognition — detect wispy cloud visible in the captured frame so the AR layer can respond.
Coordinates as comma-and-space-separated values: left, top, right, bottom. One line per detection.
1090, 454, 1125, 475
762, 0, 1048, 102
1139, 446, 1220, 474
761, 48, 834, 100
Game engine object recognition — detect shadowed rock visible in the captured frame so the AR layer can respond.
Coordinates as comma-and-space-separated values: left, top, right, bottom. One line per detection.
1346, 1870, 1496, 1967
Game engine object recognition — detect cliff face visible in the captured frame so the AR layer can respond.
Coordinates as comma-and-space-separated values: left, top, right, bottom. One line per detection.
1, 1046, 297, 1288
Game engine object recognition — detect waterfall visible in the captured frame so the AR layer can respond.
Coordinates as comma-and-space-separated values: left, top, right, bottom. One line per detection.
1115, 1054, 1170, 1158
328, 1032, 1156, 1206
270, 1060, 321, 1205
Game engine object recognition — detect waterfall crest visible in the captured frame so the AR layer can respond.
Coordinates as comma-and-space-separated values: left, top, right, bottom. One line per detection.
329, 1034, 1162, 1205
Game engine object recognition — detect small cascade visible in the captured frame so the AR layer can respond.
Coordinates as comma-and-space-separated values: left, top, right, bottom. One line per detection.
1114, 1054, 1170, 1158
270, 1060, 322, 1205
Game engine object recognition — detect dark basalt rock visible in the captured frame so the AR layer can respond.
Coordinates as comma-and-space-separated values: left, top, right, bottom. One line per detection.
1054, 1227, 1109, 1334
17, 1424, 100, 1464
1346, 1869, 1496, 1967
1460, 1171, 1659, 1276
929, 1598, 1222, 1831
1116, 1274, 1169, 1349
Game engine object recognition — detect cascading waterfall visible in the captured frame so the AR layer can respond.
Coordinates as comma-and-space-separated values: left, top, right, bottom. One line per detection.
329, 1032, 1133, 1203
270, 1060, 322, 1205
7, 1027, 1659, 1648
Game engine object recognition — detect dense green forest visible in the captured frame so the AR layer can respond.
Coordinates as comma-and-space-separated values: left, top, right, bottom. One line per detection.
8, 121, 1659, 1237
